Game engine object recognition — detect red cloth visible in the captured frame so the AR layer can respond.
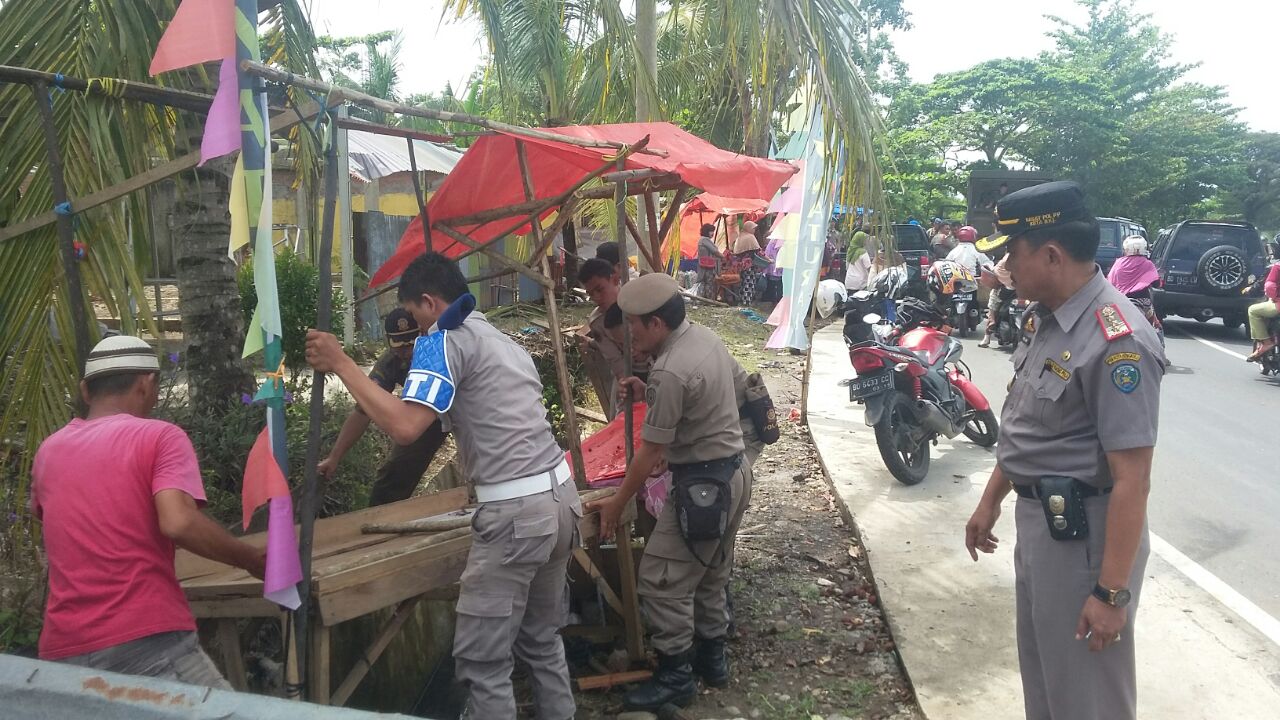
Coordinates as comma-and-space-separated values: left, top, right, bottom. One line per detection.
31, 415, 207, 659
369, 122, 796, 287
574, 402, 647, 485
242, 428, 291, 530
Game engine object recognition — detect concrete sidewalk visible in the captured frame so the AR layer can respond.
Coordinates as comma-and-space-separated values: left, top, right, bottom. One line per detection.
805, 323, 1280, 719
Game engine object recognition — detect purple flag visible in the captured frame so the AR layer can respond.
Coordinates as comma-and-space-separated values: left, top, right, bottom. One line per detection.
199, 57, 240, 165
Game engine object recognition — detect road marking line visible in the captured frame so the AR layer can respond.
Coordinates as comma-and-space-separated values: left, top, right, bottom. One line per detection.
1149, 532, 1280, 647
1168, 325, 1249, 361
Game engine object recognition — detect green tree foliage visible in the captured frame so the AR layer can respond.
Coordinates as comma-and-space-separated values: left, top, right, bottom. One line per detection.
885, 0, 1250, 230
237, 249, 347, 375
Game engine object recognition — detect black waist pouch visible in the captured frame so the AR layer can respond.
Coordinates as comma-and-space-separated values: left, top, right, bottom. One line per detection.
670, 456, 739, 543
1036, 476, 1088, 541
740, 372, 780, 445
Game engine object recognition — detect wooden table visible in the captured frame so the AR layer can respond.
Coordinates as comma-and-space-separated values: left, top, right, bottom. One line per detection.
178, 486, 642, 706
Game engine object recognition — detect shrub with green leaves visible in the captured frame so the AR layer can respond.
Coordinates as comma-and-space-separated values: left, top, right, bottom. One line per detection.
238, 249, 347, 374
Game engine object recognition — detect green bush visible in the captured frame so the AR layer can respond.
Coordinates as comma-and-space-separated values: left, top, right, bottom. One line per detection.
238, 249, 347, 374
155, 376, 388, 527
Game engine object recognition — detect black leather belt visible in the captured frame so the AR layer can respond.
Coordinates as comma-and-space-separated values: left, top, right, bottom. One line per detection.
1011, 482, 1112, 499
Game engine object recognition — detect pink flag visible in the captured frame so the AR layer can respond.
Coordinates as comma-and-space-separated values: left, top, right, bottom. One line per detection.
242, 429, 301, 609
200, 57, 240, 165
149, 0, 236, 76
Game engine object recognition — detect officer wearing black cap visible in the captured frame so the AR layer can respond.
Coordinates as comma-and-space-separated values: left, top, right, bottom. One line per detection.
316, 307, 448, 506
587, 273, 753, 712
964, 181, 1165, 720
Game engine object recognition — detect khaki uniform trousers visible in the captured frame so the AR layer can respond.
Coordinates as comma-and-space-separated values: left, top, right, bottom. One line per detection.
1014, 494, 1149, 720
454, 479, 581, 720
639, 464, 752, 654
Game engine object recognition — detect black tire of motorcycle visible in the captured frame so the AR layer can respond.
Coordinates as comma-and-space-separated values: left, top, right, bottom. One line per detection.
962, 409, 1000, 448
873, 392, 931, 485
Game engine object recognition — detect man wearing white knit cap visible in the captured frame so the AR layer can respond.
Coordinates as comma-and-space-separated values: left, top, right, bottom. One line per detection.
31, 336, 264, 688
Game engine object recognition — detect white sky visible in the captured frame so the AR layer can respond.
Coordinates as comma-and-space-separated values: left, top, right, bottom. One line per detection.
306, 0, 1280, 132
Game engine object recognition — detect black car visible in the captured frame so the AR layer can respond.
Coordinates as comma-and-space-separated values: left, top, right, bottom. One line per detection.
1095, 217, 1148, 274
891, 223, 932, 297
1150, 221, 1269, 332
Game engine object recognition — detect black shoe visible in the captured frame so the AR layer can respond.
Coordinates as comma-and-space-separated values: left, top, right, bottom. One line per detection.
624, 649, 697, 710
693, 635, 729, 688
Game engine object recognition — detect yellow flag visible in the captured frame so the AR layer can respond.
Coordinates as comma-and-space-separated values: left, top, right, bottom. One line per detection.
228, 154, 249, 257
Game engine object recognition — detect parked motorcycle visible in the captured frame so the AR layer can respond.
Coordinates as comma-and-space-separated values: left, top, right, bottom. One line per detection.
926, 260, 981, 337
842, 295, 999, 485
990, 287, 1028, 348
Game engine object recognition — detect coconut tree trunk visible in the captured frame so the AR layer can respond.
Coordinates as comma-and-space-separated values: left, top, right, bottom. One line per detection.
172, 151, 254, 417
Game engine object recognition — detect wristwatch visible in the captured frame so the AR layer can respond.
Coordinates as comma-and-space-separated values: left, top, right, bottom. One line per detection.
1092, 584, 1132, 608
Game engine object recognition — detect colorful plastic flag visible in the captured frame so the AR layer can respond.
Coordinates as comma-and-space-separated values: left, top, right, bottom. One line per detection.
200, 58, 241, 165
242, 429, 301, 609
149, 0, 236, 76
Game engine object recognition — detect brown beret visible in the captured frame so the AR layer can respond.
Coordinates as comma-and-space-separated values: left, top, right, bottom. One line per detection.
617, 273, 681, 315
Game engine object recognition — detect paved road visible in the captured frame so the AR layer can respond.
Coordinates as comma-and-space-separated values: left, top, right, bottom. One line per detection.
957, 317, 1280, 618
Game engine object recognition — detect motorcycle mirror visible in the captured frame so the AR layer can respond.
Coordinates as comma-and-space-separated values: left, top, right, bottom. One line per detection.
863, 313, 882, 324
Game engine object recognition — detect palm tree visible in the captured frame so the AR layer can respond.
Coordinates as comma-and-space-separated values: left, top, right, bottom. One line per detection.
0, 0, 318, 555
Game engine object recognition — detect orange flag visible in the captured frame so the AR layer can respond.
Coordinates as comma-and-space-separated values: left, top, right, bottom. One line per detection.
241, 428, 290, 530
149, 0, 236, 76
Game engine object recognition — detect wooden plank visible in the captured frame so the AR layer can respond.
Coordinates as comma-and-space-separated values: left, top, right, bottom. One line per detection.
190, 598, 283, 619
309, 625, 331, 705
331, 595, 425, 706
215, 619, 249, 691
0, 97, 331, 243
614, 518, 646, 663
574, 406, 609, 424
572, 548, 625, 617
576, 670, 652, 691
318, 542, 469, 625
314, 530, 471, 594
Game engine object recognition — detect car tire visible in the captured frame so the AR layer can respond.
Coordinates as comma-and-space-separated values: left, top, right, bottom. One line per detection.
1197, 245, 1249, 293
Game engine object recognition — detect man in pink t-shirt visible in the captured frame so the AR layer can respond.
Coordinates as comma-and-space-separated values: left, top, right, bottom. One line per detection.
31, 336, 265, 688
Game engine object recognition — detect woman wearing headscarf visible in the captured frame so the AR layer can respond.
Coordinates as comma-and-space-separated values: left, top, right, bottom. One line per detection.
1107, 235, 1163, 341
731, 221, 763, 302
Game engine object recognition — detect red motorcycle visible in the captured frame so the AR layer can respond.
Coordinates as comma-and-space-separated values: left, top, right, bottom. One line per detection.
842, 294, 999, 485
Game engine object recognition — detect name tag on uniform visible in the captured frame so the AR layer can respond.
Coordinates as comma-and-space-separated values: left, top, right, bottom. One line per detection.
1043, 358, 1071, 381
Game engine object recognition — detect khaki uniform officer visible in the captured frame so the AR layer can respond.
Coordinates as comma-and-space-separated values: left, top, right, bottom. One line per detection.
964, 182, 1165, 720
317, 308, 449, 506
589, 273, 753, 712
578, 258, 652, 418
306, 253, 578, 720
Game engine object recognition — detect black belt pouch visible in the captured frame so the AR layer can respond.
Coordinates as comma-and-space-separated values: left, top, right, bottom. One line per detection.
1036, 475, 1088, 541
670, 456, 739, 542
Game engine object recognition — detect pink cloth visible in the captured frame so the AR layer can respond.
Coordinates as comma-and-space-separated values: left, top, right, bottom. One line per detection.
1265, 263, 1280, 301
31, 415, 206, 659
1107, 255, 1161, 295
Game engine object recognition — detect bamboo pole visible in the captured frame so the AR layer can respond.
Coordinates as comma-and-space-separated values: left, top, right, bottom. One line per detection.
32, 82, 92, 376
361, 516, 472, 534
623, 212, 660, 271
516, 139, 588, 488
575, 178, 683, 201
654, 185, 692, 262
239, 60, 669, 158
295, 120, 341, 691
0, 65, 219, 114
645, 190, 662, 271
335, 116, 452, 144
436, 224, 551, 289
405, 136, 434, 252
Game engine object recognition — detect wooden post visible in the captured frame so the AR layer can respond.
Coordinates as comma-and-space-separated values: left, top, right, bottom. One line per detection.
295, 119, 342, 693
515, 140, 588, 488
405, 136, 433, 252
309, 625, 331, 705
32, 81, 92, 375
645, 190, 662, 271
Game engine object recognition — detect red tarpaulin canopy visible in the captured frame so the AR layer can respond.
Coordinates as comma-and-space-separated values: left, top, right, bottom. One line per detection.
368, 122, 796, 287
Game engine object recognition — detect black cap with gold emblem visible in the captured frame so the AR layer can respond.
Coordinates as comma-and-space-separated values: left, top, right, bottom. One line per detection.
383, 307, 420, 348
982, 180, 1091, 252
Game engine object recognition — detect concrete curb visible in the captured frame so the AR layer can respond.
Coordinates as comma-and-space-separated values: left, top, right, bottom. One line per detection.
805, 323, 1280, 719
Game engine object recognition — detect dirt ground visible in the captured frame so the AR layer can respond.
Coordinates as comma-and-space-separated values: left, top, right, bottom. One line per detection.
572, 305, 921, 720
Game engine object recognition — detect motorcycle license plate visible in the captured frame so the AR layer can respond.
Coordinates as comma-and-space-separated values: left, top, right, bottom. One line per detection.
849, 370, 893, 401
954, 292, 974, 301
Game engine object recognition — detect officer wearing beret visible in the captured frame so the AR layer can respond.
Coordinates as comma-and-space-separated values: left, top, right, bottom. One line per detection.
317, 308, 449, 506
964, 182, 1165, 720
588, 273, 753, 711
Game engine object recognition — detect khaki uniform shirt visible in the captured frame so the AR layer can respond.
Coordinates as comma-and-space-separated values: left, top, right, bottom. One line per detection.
402, 313, 563, 485
996, 270, 1165, 488
586, 306, 653, 382
641, 321, 745, 464
368, 349, 410, 392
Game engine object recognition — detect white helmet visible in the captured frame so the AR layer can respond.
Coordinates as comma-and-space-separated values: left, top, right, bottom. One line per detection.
816, 279, 848, 318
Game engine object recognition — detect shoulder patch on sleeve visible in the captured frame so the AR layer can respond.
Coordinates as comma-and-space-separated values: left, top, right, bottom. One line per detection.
401, 331, 456, 413
644, 381, 658, 406
1096, 303, 1132, 342
1111, 363, 1141, 393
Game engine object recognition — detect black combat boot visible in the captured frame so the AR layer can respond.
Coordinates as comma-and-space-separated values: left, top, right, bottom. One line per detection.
623, 649, 697, 710
693, 635, 729, 688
